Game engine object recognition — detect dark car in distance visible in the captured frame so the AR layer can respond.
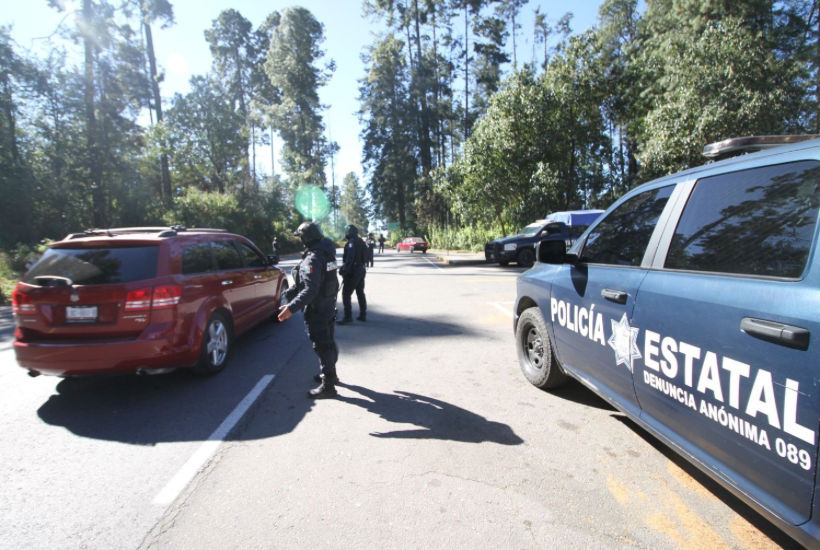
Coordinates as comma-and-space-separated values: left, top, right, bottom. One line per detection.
484, 210, 603, 268
12, 226, 289, 377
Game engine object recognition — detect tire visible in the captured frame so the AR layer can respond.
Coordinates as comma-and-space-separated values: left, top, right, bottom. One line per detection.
499, 260, 510, 267
422, 249, 427, 254
517, 248, 535, 268
516, 308, 567, 389
272, 280, 289, 323
194, 312, 231, 376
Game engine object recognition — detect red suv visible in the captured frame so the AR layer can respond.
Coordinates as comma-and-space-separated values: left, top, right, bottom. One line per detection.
11, 227, 288, 377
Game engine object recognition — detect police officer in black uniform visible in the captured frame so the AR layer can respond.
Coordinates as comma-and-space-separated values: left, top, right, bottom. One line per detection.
338, 224, 368, 324
277, 222, 340, 399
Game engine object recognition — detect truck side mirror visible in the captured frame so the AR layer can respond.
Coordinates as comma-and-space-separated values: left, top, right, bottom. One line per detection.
267, 254, 279, 266
537, 240, 578, 265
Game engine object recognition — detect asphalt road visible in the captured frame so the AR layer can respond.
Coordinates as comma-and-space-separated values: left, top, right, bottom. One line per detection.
0, 251, 802, 550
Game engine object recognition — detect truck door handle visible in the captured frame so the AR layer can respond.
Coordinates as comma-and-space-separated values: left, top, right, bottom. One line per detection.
601, 289, 628, 304
741, 317, 810, 350
222, 280, 233, 286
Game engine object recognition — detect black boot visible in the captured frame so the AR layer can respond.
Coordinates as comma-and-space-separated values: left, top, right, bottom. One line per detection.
338, 317, 353, 325
308, 378, 337, 399
356, 313, 367, 322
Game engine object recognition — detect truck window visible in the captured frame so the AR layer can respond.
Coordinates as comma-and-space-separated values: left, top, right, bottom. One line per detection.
665, 161, 820, 278
580, 186, 674, 266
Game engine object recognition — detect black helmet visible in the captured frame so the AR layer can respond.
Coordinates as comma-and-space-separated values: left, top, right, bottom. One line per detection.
293, 221, 323, 246
345, 224, 358, 239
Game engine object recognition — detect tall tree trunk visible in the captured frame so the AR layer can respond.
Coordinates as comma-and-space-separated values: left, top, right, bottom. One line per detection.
412, 0, 433, 175
1, 82, 18, 164
142, 14, 172, 207
83, 0, 107, 228
464, 4, 470, 138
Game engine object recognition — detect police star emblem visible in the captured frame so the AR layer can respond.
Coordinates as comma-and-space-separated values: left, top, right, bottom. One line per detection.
608, 313, 642, 372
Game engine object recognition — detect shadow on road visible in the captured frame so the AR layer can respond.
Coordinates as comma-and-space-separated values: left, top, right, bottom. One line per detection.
33, 308, 485, 446
337, 383, 523, 445
546, 379, 617, 411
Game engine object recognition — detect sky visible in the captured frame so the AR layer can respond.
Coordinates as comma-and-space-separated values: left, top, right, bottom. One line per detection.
4, 0, 608, 188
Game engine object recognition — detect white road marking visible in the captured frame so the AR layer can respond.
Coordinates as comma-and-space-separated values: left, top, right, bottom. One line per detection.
488, 302, 514, 319
423, 257, 443, 270
153, 374, 275, 506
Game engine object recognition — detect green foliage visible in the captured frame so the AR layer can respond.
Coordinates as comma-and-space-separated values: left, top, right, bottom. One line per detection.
339, 172, 370, 231
265, 7, 331, 190
426, 223, 503, 252
637, 17, 805, 179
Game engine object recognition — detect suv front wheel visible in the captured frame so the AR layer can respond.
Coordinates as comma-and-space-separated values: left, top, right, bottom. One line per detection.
516, 308, 567, 389
194, 312, 231, 375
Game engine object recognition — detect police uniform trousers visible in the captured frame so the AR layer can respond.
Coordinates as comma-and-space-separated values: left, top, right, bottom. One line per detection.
341, 268, 367, 319
304, 298, 338, 380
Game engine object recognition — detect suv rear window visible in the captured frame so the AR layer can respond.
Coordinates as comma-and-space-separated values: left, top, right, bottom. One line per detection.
665, 161, 820, 278
23, 246, 159, 286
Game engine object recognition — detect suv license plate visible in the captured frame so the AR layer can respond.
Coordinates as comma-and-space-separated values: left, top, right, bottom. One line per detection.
66, 306, 98, 321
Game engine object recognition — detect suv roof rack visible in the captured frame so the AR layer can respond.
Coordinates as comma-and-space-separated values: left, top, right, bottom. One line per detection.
703, 135, 820, 160
64, 226, 229, 240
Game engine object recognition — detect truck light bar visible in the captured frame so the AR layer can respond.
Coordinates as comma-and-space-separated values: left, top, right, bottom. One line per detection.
703, 135, 820, 160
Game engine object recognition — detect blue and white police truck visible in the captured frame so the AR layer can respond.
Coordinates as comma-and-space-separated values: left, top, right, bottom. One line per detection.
513, 135, 820, 548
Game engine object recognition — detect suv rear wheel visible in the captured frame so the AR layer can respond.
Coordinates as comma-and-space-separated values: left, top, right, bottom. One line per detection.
194, 312, 231, 375
516, 308, 567, 389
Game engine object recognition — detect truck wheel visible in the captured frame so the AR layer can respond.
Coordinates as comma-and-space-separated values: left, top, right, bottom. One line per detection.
194, 312, 231, 376
499, 260, 510, 267
517, 248, 535, 268
516, 308, 567, 389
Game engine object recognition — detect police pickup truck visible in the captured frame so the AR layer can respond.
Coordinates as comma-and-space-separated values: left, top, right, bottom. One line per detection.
513, 135, 820, 548
484, 210, 603, 268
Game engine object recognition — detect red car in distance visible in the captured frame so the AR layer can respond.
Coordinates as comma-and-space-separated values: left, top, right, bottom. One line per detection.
396, 237, 429, 253
12, 227, 288, 377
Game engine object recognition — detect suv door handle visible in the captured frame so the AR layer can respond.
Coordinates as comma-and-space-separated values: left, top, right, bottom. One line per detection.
601, 289, 628, 304
222, 280, 233, 286
741, 317, 810, 350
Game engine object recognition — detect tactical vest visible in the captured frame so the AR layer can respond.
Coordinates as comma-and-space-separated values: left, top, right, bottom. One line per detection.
321, 250, 339, 298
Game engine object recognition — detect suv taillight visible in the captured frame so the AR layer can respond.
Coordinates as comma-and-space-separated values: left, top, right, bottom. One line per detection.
11, 289, 35, 315
152, 285, 183, 309
125, 285, 183, 311
125, 288, 152, 311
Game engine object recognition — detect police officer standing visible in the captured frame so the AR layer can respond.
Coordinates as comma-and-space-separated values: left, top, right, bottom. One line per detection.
338, 224, 368, 324
278, 222, 340, 399
378, 234, 385, 254
366, 233, 375, 267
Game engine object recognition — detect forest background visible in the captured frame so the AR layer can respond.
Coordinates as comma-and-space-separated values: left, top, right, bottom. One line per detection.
1, 0, 819, 300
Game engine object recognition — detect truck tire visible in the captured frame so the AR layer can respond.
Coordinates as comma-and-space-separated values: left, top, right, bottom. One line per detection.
517, 248, 535, 268
516, 308, 567, 389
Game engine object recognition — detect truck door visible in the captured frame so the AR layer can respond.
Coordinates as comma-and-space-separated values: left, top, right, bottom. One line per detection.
549, 185, 676, 416
632, 160, 820, 525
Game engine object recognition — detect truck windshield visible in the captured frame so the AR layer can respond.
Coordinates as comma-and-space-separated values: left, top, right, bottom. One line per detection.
519, 223, 544, 237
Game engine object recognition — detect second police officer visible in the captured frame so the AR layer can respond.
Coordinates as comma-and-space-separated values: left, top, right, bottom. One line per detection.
338, 224, 368, 324
277, 222, 340, 399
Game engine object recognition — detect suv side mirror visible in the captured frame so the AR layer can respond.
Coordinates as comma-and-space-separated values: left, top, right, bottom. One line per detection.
537, 240, 577, 265
267, 254, 279, 266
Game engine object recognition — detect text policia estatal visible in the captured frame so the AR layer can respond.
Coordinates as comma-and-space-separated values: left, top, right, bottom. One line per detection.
550, 297, 815, 472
